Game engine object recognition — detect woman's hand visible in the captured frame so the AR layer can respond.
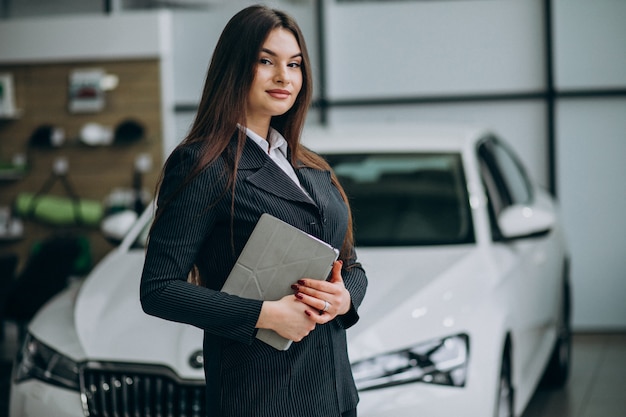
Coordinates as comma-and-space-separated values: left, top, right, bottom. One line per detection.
256, 295, 317, 342
292, 261, 352, 323
255, 261, 351, 342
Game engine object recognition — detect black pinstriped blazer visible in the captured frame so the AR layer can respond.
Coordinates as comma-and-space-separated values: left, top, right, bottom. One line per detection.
140, 135, 368, 417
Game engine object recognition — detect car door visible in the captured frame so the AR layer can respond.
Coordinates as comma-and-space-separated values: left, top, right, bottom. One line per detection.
477, 136, 558, 383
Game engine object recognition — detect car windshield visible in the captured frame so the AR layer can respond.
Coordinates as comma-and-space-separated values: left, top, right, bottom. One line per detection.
324, 152, 474, 246
132, 153, 474, 249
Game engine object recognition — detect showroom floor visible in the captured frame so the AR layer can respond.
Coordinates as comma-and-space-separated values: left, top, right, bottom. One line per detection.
0, 323, 624, 417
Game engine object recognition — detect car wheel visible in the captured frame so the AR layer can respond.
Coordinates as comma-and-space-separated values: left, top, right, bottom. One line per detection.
494, 347, 514, 417
541, 278, 571, 388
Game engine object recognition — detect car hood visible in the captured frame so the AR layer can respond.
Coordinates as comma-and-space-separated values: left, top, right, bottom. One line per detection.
354, 245, 474, 328
348, 244, 481, 360
74, 248, 204, 378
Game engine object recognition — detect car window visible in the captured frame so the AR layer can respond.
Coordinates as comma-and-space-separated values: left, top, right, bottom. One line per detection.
478, 137, 534, 241
491, 142, 532, 205
324, 153, 474, 246
478, 138, 532, 210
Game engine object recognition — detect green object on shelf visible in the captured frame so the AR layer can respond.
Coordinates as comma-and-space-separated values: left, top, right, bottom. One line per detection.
15, 192, 103, 227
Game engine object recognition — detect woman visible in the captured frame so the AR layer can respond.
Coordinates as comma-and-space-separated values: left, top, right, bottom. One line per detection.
140, 5, 367, 417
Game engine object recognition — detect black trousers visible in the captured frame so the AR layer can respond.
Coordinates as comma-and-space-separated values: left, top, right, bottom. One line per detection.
342, 409, 357, 417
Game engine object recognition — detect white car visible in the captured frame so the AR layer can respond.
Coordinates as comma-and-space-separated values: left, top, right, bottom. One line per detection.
9, 124, 571, 417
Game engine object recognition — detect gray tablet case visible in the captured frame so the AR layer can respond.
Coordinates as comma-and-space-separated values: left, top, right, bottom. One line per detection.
221, 213, 339, 350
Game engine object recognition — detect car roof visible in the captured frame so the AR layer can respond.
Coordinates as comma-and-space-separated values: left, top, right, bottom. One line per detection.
301, 123, 490, 154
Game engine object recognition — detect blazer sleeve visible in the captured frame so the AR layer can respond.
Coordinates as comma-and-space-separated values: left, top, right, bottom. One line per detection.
140, 145, 263, 344
335, 247, 368, 330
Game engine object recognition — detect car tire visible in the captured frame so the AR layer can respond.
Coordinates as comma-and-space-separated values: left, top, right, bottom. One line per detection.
494, 346, 514, 417
540, 275, 572, 388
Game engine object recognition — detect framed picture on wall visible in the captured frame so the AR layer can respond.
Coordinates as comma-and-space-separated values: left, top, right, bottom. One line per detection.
68, 68, 105, 113
0, 72, 17, 117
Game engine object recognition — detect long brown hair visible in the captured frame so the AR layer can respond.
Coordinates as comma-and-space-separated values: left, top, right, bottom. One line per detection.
156, 5, 355, 262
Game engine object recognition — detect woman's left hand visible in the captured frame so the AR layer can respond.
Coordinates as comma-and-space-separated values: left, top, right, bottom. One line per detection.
293, 260, 351, 322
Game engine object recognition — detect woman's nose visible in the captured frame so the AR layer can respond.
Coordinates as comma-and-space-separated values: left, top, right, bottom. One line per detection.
274, 66, 289, 84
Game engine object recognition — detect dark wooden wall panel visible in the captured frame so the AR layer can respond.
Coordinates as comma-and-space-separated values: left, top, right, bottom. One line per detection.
0, 59, 163, 274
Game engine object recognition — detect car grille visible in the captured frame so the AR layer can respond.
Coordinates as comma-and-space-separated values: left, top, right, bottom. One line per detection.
80, 362, 206, 417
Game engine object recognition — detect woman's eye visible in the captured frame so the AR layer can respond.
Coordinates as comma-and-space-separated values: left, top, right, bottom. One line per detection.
259, 58, 272, 65
288, 62, 302, 68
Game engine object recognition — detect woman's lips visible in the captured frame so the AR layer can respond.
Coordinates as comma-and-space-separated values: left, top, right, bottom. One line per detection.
266, 89, 290, 99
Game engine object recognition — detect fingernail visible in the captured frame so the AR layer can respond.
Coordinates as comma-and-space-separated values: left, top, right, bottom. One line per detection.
291, 284, 299, 291
297, 280, 305, 285
305, 310, 311, 317
295, 293, 304, 300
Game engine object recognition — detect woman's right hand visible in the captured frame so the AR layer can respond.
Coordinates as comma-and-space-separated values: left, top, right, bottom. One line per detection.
256, 295, 316, 342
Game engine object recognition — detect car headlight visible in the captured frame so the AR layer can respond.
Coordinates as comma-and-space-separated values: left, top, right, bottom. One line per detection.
12, 333, 80, 391
351, 333, 469, 391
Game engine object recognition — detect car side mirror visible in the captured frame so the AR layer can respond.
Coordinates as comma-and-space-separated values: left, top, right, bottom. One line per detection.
497, 204, 555, 240
100, 210, 138, 245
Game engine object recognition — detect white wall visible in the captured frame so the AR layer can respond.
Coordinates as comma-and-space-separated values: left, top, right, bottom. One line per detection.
556, 98, 626, 330
553, 0, 626, 89
171, 8, 244, 106
553, 0, 626, 330
2, 0, 101, 17
320, 0, 550, 190
323, 0, 545, 99
170, 9, 234, 152
0, 12, 167, 62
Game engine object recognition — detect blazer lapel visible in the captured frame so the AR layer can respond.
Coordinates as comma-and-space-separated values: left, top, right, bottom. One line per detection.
239, 137, 314, 205
295, 167, 332, 212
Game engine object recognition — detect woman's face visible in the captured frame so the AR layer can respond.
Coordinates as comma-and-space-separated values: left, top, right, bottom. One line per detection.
246, 28, 303, 130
